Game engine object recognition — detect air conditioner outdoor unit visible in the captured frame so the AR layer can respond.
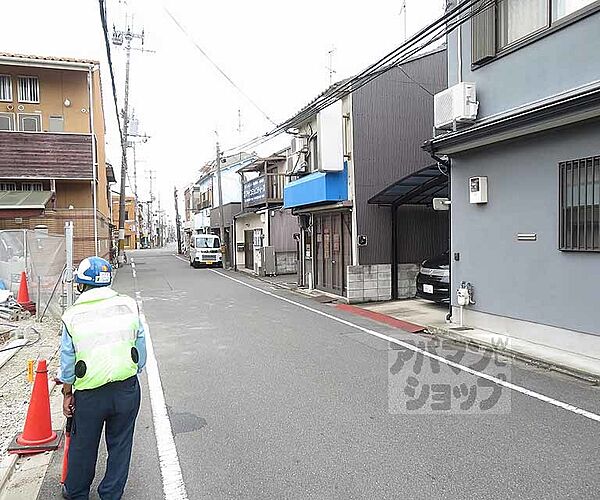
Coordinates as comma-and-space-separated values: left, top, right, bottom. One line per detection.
434, 82, 479, 130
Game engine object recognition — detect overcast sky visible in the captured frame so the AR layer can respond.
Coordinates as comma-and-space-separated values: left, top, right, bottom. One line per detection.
0, 0, 445, 219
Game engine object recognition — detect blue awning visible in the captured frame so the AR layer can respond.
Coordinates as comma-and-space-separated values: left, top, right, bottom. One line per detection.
284, 167, 348, 209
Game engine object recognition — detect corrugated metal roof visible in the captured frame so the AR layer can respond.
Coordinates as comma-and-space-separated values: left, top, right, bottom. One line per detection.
0, 190, 52, 209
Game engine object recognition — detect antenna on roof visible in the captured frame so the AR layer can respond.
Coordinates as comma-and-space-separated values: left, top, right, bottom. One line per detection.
326, 47, 336, 86
399, 0, 407, 42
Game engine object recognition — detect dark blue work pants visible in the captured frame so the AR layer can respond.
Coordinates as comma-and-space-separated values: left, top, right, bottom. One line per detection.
66, 376, 141, 500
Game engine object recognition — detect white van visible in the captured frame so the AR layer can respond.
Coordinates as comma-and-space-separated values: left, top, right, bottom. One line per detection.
189, 234, 223, 268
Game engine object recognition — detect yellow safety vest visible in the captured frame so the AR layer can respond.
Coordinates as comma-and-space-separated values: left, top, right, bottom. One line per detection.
62, 287, 140, 391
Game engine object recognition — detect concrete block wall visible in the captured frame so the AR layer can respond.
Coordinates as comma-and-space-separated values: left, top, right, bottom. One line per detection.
397, 263, 419, 299
275, 251, 297, 275
347, 264, 391, 303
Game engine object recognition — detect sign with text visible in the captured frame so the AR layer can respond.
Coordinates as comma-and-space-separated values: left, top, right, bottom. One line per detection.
243, 176, 267, 207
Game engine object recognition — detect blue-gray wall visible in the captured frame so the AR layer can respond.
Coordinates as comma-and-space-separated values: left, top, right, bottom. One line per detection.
448, 4, 600, 119
451, 119, 600, 335
353, 48, 447, 265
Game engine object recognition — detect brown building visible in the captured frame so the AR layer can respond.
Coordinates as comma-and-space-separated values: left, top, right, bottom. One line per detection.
0, 53, 113, 262
111, 195, 137, 250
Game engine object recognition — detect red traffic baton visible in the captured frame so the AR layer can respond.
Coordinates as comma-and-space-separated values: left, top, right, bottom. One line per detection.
61, 417, 73, 484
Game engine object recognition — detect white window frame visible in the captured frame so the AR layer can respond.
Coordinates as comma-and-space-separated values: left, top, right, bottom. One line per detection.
17, 76, 40, 104
48, 115, 64, 133
17, 113, 42, 132
0, 75, 12, 102
0, 182, 17, 191
20, 182, 43, 192
0, 112, 16, 131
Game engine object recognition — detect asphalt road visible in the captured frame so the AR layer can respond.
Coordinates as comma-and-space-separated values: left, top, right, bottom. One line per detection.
40, 248, 600, 499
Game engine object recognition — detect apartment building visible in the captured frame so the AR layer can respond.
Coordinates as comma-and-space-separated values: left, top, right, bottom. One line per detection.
0, 53, 112, 262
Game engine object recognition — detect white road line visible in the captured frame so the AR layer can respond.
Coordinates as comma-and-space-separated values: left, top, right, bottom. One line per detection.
211, 269, 600, 424
131, 260, 188, 499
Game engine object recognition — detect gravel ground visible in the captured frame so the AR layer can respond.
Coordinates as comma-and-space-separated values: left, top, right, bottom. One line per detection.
0, 317, 62, 454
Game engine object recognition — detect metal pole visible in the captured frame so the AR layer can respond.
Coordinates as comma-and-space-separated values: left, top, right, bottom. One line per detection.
391, 205, 398, 300
117, 30, 132, 265
215, 142, 227, 266
132, 142, 139, 249
65, 221, 74, 308
174, 187, 182, 254
148, 170, 154, 247
88, 67, 99, 256
36, 276, 41, 322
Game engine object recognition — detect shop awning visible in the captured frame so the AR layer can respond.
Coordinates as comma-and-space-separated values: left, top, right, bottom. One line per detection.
368, 165, 448, 207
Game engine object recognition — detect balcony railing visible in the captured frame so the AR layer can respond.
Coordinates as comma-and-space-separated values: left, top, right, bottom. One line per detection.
0, 132, 93, 179
242, 173, 286, 209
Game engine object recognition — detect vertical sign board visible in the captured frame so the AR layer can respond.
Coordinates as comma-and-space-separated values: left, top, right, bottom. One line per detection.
243, 176, 267, 207
318, 100, 344, 172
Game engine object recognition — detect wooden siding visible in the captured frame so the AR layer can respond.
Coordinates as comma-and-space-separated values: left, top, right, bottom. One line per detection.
352, 49, 448, 265
0, 132, 93, 179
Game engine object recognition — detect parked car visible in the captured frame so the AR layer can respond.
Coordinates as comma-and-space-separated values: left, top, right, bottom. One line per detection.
188, 234, 223, 268
416, 251, 449, 303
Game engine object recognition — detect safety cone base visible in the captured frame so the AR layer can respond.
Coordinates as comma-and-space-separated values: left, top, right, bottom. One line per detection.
7, 429, 63, 455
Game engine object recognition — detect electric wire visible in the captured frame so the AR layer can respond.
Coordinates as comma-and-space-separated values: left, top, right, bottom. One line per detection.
221, 0, 498, 155
163, 6, 278, 127
98, 0, 124, 141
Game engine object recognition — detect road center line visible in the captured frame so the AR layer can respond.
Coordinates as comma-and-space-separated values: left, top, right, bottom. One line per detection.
131, 259, 188, 499
210, 268, 600, 424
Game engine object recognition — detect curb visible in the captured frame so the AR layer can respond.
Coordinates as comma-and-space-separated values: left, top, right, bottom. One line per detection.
427, 324, 600, 385
0, 381, 63, 497
0, 454, 18, 493
234, 269, 600, 385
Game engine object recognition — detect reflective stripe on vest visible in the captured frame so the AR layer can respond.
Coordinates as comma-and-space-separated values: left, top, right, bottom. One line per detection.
62, 288, 140, 391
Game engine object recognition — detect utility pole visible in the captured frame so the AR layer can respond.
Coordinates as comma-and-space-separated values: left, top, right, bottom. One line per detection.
146, 169, 156, 247
113, 24, 145, 265
157, 192, 162, 247
215, 141, 227, 266
132, 141, 139, 249
174, 187, 182, 254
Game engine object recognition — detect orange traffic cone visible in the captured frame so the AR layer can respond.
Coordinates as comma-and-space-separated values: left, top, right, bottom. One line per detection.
16, 271, 36, 314
8, 360, 63, 455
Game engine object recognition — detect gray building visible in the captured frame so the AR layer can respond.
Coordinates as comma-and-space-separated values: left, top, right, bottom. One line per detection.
284, 48, 447, 302
426, 1, 600, 345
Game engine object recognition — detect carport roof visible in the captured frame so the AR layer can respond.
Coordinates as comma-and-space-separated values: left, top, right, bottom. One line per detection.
368, 165, 448, 207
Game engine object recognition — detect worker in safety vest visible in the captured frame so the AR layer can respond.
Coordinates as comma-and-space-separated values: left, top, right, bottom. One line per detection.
60, 256, 146, 500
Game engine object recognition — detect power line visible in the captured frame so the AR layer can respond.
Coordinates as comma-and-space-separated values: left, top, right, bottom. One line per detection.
97, 0, 123, 140
163, 7, 278, 127
223, 0, 497, 155
397, 66, 435, 97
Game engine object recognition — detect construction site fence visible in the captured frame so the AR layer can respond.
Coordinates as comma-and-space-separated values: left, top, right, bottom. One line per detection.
0, 229, 66, 319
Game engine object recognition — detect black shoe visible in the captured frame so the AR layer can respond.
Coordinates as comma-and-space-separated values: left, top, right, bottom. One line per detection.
61, 484, 71, 500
